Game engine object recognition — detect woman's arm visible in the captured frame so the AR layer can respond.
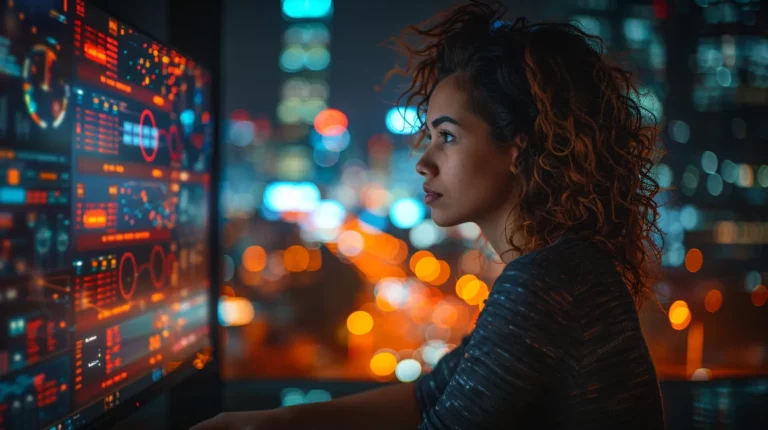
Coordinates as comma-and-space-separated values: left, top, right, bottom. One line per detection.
276, 381, 421, 430
274, 334, 472, 429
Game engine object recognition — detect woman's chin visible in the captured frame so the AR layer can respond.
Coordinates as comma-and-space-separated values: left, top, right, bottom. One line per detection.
429, 210, 465, 228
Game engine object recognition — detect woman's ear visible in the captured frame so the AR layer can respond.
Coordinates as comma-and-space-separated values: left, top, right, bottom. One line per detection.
509, 133, 527, 173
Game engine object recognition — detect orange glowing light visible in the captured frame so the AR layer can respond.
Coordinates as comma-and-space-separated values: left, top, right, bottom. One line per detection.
284, 245, 310, 272
370, 352, 398, 376
456, 274, 478, 298
152, 95, 165, 106
313, 108, 348, 136
306, 248, 322, 271
393, 240, 409, 264
83, 209, 107, 229
409, 250, 433, 273
752, 285, 768, 307
669, 300, 691, 330
347, 311, 373, 335
84, 43, 106, 64
218, 296, 255, 327
429, 260, 451, 286
115, 82, 132, 93
7, 168, 19, 185
242, 246, 267, 272
415, 257, 440, 283
432, 301, 459, 328
464, 280, 489, 306
704, 289, 722, 313
685, 248, 703, 273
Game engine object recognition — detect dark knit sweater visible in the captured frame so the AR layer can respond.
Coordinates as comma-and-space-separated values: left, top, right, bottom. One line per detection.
414, 234, 665, 429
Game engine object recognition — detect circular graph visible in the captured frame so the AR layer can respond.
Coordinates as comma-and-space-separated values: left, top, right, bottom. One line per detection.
119, 252, 138, 299
23, 43, 69, 129
149, 245, 166, 288
138, 109, 160, 162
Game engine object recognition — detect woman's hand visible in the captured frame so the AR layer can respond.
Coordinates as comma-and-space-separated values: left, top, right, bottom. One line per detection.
189, 409, 289, 430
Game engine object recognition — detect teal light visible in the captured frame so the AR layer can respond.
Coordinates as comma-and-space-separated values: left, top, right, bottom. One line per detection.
304, 47, 330, 71
385, 106, 420, 135
282, 0, 333, 19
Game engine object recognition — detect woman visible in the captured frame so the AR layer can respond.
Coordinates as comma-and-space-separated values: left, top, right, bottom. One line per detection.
192, 1, 667, 428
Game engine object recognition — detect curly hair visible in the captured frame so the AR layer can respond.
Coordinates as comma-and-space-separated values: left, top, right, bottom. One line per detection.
382, 0, 668, 309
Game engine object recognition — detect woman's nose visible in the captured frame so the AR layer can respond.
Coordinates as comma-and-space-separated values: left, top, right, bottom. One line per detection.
415, 154, 436, 178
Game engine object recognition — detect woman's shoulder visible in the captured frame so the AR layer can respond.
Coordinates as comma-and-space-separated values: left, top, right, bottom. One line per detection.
497, 233, 617, 291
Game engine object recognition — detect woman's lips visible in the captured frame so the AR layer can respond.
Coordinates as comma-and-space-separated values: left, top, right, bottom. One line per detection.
425, 192, 442, 205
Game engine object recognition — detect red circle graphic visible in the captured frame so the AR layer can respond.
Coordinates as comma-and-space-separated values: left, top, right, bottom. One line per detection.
139, 109, 160, 163
119, 252, 138, 299
150, 245, 166, 288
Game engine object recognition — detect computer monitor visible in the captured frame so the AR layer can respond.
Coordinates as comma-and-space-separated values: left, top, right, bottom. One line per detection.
0, 0, 216, 428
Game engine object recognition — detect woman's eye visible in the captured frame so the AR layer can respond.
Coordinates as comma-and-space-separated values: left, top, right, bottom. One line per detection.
440, 131, 455, 143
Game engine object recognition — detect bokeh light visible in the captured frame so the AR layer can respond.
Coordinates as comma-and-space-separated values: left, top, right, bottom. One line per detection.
375, 278, 408, 311
370, 351, 398, 376
264, 182, 321, 213
385, 106, 420, 135
704, 289, 722, 313
685, 248, 703, 273
456, 274, 478, 298
752, 285, 768, 307
414, 256, 440, 283
284, 245, 310, 272
311, 200, 346, 229
669, 300, 692, 330
218, 296, 255, 327
395, 359, 422, 382
409, 250, 433, 273
409, 219, 443, 249
304, 47, 331, 71
337, 230, 364, 257
347, 311, 373, 335
463, 279, 489, 306
282, 0, 333, 19
242, 246, 267, 272
314, 108, 348, 136
390, 197, 425, 229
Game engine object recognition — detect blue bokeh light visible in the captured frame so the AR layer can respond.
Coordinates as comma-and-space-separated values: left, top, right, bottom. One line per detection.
282, 0, 333, 19
389, 197, 425, 229
304, 47, 331, 71
279, 46, 305, 72
264, 182, 321, 213
311, 128, 350, 152
311, 200, 346, 229
386, 106, 420, 135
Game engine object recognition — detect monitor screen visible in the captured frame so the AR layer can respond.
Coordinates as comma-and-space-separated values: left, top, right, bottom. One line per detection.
0, 0, 214, 428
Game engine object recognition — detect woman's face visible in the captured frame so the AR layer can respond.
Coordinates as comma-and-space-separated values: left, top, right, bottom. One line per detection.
416, 74, 519, 228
